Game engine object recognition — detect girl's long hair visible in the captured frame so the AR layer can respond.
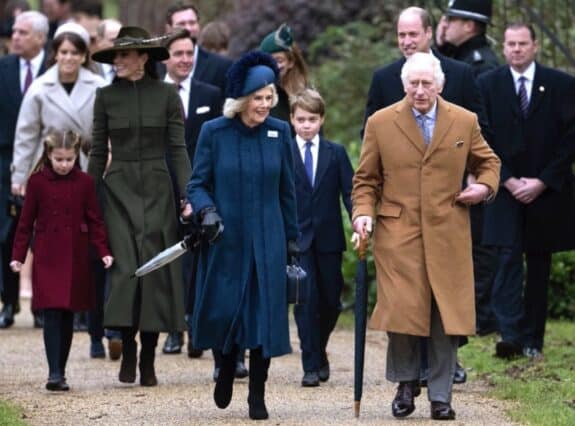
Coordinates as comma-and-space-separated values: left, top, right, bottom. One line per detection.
281, 44, 309, 97
31, 130, 82, 174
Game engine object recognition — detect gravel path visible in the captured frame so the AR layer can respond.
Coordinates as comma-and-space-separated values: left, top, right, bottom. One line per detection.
1, 300, 516, 425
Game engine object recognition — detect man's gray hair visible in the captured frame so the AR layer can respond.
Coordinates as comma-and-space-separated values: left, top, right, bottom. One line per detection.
400, 52, 445, 88
15, 11, 49, 38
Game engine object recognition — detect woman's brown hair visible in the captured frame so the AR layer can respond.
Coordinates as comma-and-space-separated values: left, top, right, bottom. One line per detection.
49, 32, 92, 70
280, 44, 309, 98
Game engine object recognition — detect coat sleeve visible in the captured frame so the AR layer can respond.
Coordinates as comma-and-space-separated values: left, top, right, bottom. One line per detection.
166, 85, 192, 196
11, 174, 39, 262
466, 115, 501, 196
11, 87, 42, 186
84, 174, 112, 258
279, 122, 298, 242
337, 143, 354, 219
186, 121, 216, 214
353, 115, 383, 220
87, 88, 109, 186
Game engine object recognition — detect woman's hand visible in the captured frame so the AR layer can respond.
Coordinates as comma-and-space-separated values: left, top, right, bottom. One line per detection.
181, 202, 193, 220
102, 256, 114, 269
10, 261, 22, 273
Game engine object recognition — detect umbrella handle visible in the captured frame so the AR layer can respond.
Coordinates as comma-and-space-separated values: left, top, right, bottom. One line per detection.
358, 236, 368, 261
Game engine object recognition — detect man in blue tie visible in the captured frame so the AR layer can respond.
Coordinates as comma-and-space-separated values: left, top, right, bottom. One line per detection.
290, 88, 353, 387
478, 23, 575, 360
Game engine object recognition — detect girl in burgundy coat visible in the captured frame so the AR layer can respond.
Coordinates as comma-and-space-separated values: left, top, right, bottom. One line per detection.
10, 131, 113, 391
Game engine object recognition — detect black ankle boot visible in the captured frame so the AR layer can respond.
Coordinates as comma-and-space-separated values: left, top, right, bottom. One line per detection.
248, 348, 270, 420
214, 347, 238, 409
139, 348, 157, 386
119, 337, 137, 383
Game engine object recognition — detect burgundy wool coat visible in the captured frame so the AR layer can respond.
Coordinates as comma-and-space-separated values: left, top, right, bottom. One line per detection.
11, 166, 111, 311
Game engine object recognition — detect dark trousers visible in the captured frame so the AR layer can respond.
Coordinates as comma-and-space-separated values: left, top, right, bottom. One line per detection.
473, 243, 499, 332
43, 309, 74, 379
294, 250, 343, 372
522, 252, 551, 350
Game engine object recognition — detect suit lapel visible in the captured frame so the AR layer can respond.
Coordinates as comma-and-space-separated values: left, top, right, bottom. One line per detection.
502, 67, 522, 118
313, 138, 331, 191
394, 98, 426, 156
5, 56, 23, 106
527, 63, 546, 118
44, 67, 85, 130
423, 97, 454, 160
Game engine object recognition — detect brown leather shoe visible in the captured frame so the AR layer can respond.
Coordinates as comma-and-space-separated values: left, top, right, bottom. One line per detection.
430, 401, 456, 420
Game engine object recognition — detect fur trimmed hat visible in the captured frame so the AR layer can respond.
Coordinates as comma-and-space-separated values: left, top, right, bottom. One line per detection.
259, 23, 293, 53
225, 51, 279, 99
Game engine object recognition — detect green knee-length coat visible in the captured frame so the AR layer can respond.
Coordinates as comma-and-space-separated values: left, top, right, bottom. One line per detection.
88, 75, 192, 332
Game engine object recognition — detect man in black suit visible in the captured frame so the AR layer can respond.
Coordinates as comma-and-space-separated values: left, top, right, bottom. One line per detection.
0, 10, 48, 328
363, 6, 490, 386
478, 23, 575, 360
164, 1, 232, 93
160, 29, 223, 356
290, 88, 353, 387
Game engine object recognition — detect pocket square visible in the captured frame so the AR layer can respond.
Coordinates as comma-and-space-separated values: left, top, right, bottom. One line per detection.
455, 140, 464, 148
196, 106, 210, 114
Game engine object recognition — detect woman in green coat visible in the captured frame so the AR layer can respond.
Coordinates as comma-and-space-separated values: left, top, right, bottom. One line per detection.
88, 27, 191, 387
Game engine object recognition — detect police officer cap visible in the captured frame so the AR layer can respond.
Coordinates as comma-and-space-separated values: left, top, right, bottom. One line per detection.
446, 0, 492, 24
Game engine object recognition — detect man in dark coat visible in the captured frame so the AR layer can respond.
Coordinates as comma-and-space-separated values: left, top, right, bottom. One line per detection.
160, 28, 223, 357
0, 10, 48, 328
363, 5, 489, 385
443, 0, 499, 78
164, 1, 232, 93
478, 23, 575, 360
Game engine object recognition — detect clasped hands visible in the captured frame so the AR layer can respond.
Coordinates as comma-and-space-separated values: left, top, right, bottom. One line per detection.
504, 177, 546, 204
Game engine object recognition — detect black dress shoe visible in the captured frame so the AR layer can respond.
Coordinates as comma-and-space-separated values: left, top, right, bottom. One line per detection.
301, 371, 320, 387
495, 341, 523, 359
453, 362, 467, 384
162, 332, 183, 354
235, 360, 248, 378
0, 304, 15, 328
430, 401, 456, 420
318, 363, 330, 382
187, 342, 204, 358
46, 376, 70, 391
392, 381, 418, 418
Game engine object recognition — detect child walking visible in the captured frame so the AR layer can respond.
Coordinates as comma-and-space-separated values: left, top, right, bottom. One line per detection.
10, 130, 113, 391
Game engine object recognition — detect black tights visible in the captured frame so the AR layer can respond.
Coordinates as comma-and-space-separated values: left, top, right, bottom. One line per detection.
43, 309, 74, 379
120, 327, 159, 352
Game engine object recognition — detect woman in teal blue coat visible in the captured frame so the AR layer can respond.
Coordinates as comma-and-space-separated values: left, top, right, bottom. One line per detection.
186, 51, 298, 421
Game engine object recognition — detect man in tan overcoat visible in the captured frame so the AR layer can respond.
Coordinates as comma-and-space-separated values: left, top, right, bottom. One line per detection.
352, 52, 500, 421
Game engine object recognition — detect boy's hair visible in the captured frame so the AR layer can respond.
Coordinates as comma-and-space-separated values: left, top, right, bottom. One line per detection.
33, 130, 82, 174
289, 88, 325, 116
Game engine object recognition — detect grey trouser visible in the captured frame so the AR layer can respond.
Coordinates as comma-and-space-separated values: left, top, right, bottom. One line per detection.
386, 299, 459, 403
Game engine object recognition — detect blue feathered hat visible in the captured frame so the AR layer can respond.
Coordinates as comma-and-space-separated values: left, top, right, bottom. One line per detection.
225, 51, 280, 99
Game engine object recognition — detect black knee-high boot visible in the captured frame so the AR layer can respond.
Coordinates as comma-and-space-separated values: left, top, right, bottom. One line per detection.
214, 345, 238, 408
248, 347, 270, 420
59, 311, 74, 378
119, 327, 137, 383
139, 331, 158, 386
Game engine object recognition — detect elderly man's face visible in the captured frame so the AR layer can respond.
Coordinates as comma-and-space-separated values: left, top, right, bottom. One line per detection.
404, 69, 441, 114
11, 18, 45, 59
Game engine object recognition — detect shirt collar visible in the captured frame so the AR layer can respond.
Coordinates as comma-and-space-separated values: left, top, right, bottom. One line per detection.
296, 134, 320, 150
510, 61, 536, 83
164, 73, 191, 92
412, 100, 438, 121
20, 50, 44, 72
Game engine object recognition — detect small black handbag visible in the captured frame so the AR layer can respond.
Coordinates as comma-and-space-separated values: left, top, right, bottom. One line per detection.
286, 256, 308, 304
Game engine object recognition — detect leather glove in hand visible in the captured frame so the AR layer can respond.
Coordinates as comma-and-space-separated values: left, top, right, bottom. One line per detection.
200, 207, 224, 243
287, 240, 300, 259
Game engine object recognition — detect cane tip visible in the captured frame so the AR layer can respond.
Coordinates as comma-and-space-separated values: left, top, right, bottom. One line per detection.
354, 401, 360, 418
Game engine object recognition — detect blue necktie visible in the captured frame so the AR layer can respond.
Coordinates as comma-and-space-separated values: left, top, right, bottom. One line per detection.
518, 76, 529, 117
416, 115, 431, 145
304, 141, 314, 186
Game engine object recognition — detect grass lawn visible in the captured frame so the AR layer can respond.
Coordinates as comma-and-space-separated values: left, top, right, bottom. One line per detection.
0, 401, 25, 425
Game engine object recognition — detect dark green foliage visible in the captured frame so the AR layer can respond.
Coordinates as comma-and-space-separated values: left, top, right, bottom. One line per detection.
549, 252, 575, 319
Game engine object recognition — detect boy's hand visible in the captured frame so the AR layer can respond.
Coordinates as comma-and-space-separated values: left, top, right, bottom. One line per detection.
10, 261, 22, 273
102, 256, 114, 269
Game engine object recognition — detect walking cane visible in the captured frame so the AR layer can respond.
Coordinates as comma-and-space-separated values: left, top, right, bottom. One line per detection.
354, 237, 369, 417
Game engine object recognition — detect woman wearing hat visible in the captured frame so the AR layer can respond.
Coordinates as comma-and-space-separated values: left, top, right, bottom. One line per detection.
259, 23, 310, 125
187, 51, 298, 420
88, 26, 191, 387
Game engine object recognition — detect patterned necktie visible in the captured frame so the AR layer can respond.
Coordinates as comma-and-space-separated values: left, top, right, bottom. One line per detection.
304, 141, 314, 186
23, 60, 33, 94
518, 76, 529, 117
416, 114, 431, 145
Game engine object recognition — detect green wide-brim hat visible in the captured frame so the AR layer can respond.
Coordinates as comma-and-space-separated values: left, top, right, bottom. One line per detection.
91, 26, 169, 64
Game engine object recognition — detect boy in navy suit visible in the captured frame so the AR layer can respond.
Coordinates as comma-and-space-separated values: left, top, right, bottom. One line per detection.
290, 89, 353, 387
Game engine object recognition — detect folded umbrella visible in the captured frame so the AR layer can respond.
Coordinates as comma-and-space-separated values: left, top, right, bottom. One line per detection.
354, 237, 369, 418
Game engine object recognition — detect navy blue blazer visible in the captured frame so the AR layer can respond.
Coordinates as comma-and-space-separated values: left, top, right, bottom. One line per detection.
185, 79, 223, 163
292, 137, 353, 253
478, 63, 575, 252
193, 47, 232, 94
363, 52, 491, 142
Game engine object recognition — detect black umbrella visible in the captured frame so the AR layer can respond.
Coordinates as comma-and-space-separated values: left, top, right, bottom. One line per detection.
354, 237, 369, 418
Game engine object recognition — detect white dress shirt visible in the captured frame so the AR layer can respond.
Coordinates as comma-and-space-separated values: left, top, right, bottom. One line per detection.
19, 50, 45, 93
296, 134, 319, 183
164, 74, 191, 118
510, 61, 536, 103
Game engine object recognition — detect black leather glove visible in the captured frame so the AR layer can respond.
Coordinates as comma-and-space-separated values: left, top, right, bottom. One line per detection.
287, 240, 300, 259
200, 207, 224, 243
